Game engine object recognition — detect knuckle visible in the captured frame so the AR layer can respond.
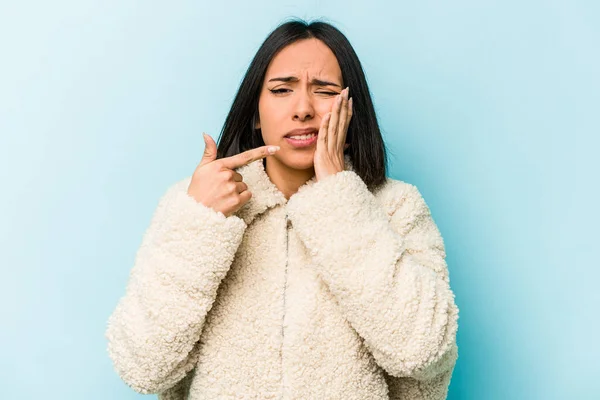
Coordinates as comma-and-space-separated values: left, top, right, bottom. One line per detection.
217, 170, 229, 181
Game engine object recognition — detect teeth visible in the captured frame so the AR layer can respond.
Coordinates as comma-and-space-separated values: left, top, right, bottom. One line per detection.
288, 133, 316, 140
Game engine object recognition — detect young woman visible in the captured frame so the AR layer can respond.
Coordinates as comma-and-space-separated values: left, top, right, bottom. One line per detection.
105, 19, 459, 400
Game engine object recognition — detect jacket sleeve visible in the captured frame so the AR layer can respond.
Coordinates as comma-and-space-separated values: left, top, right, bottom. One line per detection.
105, 177, 247, 394
286, 170, 459, 384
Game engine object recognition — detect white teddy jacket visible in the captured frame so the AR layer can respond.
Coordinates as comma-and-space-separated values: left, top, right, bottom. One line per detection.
105, 155, 459, 400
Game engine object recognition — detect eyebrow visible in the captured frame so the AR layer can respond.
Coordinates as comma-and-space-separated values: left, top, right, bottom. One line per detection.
267, 76, 342, 88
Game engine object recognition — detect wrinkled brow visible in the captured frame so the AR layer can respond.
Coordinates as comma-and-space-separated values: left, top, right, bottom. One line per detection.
267, 76, 342, 88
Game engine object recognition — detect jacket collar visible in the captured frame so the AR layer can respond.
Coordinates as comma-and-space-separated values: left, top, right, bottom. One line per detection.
234, 154, 354, 225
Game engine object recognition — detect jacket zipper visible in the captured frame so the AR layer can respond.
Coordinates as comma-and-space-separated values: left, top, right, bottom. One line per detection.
280, 212, 290, 399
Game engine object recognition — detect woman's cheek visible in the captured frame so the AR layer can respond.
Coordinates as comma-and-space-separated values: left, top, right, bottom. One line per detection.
317, 100, 335, 117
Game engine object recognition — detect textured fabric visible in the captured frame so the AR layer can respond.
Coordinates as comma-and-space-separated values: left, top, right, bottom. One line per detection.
105, 155, 459, 399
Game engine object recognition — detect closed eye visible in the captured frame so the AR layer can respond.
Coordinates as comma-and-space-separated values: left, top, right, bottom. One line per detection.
269, 89, 338, 95
270, 88, 291, 94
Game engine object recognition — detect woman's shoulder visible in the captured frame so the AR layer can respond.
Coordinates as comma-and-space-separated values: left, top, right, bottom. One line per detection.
372, 176, 431, 217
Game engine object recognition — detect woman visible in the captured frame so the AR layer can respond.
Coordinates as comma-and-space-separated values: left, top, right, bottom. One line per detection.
105, 19, 459, 400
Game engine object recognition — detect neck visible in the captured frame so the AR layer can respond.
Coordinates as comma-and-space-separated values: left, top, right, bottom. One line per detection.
264, 157, 315, 200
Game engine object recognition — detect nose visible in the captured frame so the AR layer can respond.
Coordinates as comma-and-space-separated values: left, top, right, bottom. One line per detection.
292, 87, 315, 122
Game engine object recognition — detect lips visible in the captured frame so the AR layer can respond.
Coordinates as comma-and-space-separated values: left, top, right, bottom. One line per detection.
284, 128, 318, 138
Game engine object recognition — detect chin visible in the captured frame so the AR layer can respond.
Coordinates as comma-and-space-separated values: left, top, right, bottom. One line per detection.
278, 152, 315, 171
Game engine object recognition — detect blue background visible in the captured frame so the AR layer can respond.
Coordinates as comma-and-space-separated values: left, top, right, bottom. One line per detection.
1, 1, 598, 399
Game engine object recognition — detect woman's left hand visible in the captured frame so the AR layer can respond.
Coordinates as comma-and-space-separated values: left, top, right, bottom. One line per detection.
314, 87, 353, 181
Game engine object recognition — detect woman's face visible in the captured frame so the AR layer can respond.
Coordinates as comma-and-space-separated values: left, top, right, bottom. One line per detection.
256, 38, 344, 171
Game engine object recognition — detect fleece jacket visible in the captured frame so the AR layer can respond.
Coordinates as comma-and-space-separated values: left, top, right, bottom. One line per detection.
105, 155, 460, 399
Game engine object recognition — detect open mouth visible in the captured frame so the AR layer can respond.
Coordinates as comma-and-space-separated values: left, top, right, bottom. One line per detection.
284, 133, 318, 147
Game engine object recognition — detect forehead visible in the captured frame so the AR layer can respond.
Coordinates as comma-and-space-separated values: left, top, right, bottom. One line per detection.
265, 38, 342, 81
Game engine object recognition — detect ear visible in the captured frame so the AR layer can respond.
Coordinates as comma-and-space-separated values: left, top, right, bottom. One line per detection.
255, 118, 261, 130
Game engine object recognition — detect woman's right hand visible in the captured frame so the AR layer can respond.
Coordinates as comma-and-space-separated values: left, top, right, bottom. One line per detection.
187, 133, 280, 218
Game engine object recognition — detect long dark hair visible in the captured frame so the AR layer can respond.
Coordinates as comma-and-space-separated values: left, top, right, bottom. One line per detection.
216, 18, 389, 191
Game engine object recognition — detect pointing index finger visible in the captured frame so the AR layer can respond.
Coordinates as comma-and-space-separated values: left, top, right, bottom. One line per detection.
220, 145, 280, 170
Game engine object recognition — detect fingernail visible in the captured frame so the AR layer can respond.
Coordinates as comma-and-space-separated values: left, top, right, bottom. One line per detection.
268, 146, 280, 154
